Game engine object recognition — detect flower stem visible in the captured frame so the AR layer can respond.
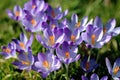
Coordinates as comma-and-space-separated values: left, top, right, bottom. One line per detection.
65, 64, 69, 80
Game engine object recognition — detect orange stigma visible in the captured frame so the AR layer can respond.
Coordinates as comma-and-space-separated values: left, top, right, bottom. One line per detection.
65, 51, 70, 58
21, 61, 30, 66
31, 19, 36, 26
71, 35, 76, 42
85, 62, 90, 70
91, 34, 96, 45
52, 10, 55, 17
43, 60, 50, 68
103, 27, 107, 34
32, 5, 36, 9
51, 24, 56, 29
19, 42, 25, 49
49, 36, 55, 46
15, 11, 20, 16
3, 48, 11, 53
75, 22, 81, 28
113, 66, 120, 75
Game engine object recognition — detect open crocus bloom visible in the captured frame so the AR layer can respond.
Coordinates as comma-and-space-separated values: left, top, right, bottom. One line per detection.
7, 5, 25, 21
106, 57, 120, 80
81, 73, 108, 80
80, 56, 98, 73
0, 42, 16, 59
13, 47, 34, 71
24, 0, 48, 15
12, 33, 33, 52
36, 27, 64, 49
34, 51, 61, 78
56, 41, 80, 65
46, 5, 68, 20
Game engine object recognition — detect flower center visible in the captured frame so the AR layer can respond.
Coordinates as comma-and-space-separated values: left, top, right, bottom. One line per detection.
43, 60, 50, 68
19, 42, 25, 49
15, 11, 20, 16
31, 19, 37, 26
103, 27, 107, 34
21, 61, 30, 66
71, 35, 76, 42
51, 24, 56, 29
52, 10, 55, 17
91, 34, 96, 45
113, 66, 120, 75
49, 36, 55, 46
65, 51, 70, 58
3, 48, 11, 53
85, 62, 90, 70
75, 22, 81, 28
32, 5, 36, 9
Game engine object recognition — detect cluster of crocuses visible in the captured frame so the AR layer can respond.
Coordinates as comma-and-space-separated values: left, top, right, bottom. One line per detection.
0, 0, 120, 79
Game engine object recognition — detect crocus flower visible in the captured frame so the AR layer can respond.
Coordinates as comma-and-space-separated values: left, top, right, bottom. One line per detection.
81, 73, 108, 80
94, 16, 120, 36
64, 27, 82, 45
80, 56, 98, 73
13, 47, 34, 71
34, 51, 61, 78
46, 5, 68, 20
22, 11, 47, 32
12, 33, 33, 52
0, 42, 16, 59
56, 41, 80, 65
24, 0, 48, 15
105, 57, 120, 80
66, 14, 88, 32
81, 24, 110, 48
36, 27, 64, 49
7, 5, 25, 21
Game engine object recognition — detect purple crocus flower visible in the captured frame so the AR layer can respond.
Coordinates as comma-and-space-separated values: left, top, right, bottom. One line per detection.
81, 24, 110, 48
36, 27, 64, 49
66, 14, 88, 32
22, 11, 47, 32
34, 51, 61, 78
0, 42, 16, 59
46, 5, 68, 20
24, 0, 48, 15
56, 41, 80, 65
94, 16, 120, 36
12, 33, 33, 52
80, 56, 98, 73
105, 57, 120, 80
7, 5, 25, 21
81, 73, 108, 80
13, 47, 34, 71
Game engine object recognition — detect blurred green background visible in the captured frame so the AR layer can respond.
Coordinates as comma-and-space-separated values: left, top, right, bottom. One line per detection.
0, 0, 120, 79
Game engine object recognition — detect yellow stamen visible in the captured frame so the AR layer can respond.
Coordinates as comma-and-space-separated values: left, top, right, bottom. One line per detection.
49, 36, 55, 46
15, 11, 20, 16
32, 5, 36, 9
19, 42, 25, 49
113, 66, 120, 75
21, 61, 30, 66
103, 27, 107, 34
91, 34, 96, 45
43, 60, 49, 68
75, 22, 81, 28
52, 10, 55, 17
31, 19, 36, 26
85, 62, 90, 70
71, 35, 76, 42
51, 24, 56, 29
3, 48, 11, 53
65, 51, 70, 58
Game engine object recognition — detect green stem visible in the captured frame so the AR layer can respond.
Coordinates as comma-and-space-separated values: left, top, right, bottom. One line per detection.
65, 64, 69, 80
